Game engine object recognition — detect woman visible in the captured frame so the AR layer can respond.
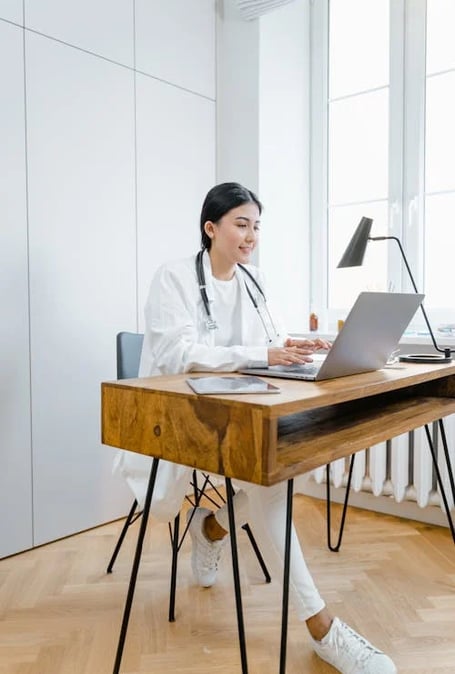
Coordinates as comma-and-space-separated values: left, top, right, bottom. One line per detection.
118, 183, 397, 674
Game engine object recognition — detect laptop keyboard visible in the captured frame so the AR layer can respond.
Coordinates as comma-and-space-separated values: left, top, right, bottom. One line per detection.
275, 364, 320, 375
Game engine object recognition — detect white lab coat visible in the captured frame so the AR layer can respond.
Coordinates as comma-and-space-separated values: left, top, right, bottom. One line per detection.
115, 250, 287, 520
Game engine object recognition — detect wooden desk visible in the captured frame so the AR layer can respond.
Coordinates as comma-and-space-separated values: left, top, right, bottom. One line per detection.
103, 361, 455, 484
102, 362, 455, 673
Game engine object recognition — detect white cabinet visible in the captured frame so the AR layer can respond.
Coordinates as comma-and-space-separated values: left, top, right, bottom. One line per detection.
0, 0, 22, 23
136, 74, 215, 317
0, 2, 216, 556
136, 0, 216, 99
25, 32, 137, 544
0, 22, 32, 558
24, 0, 134, 66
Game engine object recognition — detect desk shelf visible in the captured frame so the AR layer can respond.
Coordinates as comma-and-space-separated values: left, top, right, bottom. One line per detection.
274, 393, 455, 483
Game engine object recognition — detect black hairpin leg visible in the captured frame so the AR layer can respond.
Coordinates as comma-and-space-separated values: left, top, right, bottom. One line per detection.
242, 523, 272, 583
107, 499, 142, 573
112, 457, 160, 674
168, 512, 180, 622
326, 454, 356, 552
279, 479, 294, 674
438, 420, 455, 518
424, 422, 455, 544
224, 480, 272, 584
225, 477, 248, 674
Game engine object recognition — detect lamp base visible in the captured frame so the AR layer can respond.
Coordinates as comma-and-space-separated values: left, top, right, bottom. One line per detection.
399, 353, 452, 364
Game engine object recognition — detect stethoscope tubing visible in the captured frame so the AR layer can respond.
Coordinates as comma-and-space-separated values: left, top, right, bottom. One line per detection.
195, 249, 279, 342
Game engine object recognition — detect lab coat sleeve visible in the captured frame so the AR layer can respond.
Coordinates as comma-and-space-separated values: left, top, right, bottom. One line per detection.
141, 263, 269, 375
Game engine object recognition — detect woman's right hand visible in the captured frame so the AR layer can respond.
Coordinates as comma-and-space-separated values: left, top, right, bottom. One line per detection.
267, 346, 314, 366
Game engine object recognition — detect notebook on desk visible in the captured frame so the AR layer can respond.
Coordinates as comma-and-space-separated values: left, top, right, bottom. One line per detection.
240, 291, 424, 382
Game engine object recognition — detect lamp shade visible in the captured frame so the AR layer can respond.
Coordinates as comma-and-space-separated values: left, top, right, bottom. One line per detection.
337, 216, 373, 268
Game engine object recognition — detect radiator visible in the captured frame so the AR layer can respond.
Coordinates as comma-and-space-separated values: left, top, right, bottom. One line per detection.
298, 413, 455, 526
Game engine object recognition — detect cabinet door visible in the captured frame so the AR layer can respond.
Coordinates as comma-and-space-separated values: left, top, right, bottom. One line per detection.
0, 21, 33, 558
136, 74, 216, 317
26, 32, 136, 545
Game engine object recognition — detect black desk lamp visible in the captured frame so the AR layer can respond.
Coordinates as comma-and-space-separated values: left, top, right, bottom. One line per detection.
337, 216, 453, 363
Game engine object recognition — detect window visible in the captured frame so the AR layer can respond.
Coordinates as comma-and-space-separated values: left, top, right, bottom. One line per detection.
310, 0, 455, 332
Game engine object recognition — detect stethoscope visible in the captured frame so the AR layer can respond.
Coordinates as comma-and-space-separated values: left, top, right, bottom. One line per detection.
195, 249, 280, 343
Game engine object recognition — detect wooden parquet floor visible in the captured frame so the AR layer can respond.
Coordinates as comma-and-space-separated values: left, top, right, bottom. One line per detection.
0, 495, 454, 674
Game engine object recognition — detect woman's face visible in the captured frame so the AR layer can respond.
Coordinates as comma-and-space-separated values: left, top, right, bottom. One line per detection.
204, 202, 261, 267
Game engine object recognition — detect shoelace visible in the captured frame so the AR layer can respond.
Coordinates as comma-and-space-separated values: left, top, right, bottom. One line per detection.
198, 538, 224, 570
331, 623, 381, 666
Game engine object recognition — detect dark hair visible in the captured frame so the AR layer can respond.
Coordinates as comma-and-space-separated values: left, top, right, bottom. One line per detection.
200, 182, 263, 250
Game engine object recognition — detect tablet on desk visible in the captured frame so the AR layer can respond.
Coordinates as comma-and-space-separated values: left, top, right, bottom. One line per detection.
186, 375, 281, 395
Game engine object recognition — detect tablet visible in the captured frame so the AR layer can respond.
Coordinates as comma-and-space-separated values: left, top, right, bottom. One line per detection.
186, 375, 281, 395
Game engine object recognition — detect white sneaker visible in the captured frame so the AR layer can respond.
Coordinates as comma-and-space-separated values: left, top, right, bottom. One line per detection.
186, 506, 227, 588
311, 617, 397, 674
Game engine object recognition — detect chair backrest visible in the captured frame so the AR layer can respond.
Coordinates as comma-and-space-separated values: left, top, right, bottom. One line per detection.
116, 332, 144, 379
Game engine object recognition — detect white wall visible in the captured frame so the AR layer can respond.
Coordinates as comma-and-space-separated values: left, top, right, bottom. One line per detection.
258, 1, 310, 333
0, 0, 22, 23
216, 7, 260, 191
216, 0, 311, 333
0, 0, 216, 557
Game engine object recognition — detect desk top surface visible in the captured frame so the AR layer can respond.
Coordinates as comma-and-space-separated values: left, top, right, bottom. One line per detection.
104, 361, 455, 418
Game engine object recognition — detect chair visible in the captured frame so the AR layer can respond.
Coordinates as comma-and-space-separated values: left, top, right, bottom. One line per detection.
107, 331, 271, 622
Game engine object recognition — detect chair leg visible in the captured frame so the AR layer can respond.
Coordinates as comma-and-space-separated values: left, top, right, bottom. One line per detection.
424, 422, 455, 544
107, 499, 141, 573
326, 453, 356, 552
168, 470, 273, 629
168, 512, 180, 622
197, 476, 272, 583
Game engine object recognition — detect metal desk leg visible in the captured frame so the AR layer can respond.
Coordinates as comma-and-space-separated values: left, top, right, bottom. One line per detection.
112, 457, 160, 674
279, 479, 294, 674
438, 420, 455, 527
326, 454, 356, 552
107, 499, 140, 573
242, 522, 272, 583
225, 477, 248, 674
425, 423, 455, 544
168, 512, 180, 622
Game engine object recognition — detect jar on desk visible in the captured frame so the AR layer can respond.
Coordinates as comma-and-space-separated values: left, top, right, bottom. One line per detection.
309, 312, 319, 332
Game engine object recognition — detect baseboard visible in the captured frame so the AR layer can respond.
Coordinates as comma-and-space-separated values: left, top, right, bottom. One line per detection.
295, 475, 450, 529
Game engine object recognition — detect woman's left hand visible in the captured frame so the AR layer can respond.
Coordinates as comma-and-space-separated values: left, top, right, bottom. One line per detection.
284, 337, 332, 352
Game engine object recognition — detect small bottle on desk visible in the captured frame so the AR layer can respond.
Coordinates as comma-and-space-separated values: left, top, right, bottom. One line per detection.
309, 312, 319, 332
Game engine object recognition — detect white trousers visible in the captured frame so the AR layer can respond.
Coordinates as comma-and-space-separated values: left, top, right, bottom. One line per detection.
115, 452, 326, 622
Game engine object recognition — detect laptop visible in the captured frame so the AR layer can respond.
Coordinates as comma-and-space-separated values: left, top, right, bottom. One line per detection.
240, 291, 424, 381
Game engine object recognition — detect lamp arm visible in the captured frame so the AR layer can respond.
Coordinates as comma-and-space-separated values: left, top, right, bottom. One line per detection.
370, 235, 453, 356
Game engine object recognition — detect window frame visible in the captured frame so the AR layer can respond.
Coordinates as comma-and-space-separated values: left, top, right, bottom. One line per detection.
309, 0, 453, 334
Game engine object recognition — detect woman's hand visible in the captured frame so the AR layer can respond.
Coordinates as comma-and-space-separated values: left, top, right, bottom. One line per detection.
267, 337, 332, 367
284, 337, 332, 351
268, 345, 314, 366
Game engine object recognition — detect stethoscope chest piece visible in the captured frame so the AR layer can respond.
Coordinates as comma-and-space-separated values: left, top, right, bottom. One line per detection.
206, 317, 218, 330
